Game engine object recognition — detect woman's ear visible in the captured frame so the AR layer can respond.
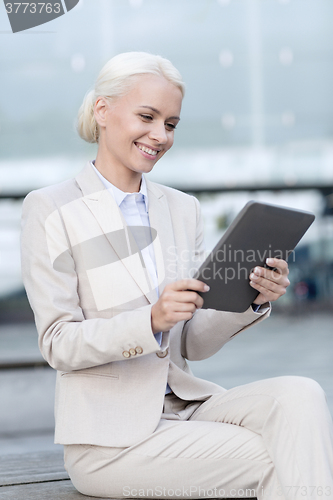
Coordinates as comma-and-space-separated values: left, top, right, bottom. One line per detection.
94, 97, 109, 128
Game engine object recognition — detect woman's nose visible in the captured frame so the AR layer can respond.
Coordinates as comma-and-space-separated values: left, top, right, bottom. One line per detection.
148, 122, 168, 144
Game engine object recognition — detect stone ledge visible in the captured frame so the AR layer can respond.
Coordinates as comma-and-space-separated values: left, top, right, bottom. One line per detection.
0, 450, 256, 499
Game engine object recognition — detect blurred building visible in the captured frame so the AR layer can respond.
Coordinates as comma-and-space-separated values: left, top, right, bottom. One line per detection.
0, 0, 333, 308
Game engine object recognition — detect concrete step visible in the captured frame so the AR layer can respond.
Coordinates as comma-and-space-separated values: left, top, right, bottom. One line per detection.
0, 450, 256, 500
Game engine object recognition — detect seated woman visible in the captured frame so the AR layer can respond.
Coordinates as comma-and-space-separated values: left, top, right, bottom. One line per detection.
21, 51, 333, 500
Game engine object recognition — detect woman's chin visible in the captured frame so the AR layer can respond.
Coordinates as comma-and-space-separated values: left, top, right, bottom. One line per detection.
134, 161, 158, 175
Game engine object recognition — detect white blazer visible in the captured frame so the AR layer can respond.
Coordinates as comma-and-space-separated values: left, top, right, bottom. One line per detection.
21, 162, 270, 447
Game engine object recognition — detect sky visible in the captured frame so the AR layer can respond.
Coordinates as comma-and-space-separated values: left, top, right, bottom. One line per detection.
1, 0, 333, 160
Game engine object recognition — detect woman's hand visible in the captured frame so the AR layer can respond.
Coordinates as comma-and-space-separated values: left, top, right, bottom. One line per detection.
250, 258, 290, 305
151, 279, 209, 333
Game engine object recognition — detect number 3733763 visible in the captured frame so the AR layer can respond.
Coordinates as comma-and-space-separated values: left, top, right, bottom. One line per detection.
5, 3, 61, 14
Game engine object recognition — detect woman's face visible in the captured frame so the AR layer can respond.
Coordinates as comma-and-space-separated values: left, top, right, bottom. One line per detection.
96, 74, 183, 178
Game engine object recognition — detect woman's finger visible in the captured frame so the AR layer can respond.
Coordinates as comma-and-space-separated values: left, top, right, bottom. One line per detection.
251, 259, 290, 285
250, 271, 290, 289
266, 258, 289, 275
250, 280, 283, 302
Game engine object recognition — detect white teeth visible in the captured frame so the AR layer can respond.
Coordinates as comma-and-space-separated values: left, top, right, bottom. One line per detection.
137, 144, 158, 156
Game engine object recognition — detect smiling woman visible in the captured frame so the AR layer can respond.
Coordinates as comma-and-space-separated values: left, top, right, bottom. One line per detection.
20, 52, 333, 500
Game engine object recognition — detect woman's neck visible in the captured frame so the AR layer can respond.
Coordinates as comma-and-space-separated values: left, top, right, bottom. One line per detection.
94, 151, 142, 193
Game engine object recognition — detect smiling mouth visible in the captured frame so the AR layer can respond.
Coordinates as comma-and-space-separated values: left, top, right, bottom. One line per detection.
135, 142, 159, 157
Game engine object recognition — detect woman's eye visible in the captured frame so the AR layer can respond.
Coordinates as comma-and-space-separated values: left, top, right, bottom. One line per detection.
140, 114, 153, 121
139, 114, 177, 131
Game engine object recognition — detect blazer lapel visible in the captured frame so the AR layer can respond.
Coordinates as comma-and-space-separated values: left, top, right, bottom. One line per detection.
145, 176, 178, 297
75, 163, 159, 303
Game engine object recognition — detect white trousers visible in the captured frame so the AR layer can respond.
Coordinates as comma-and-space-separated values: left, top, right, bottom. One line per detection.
64, 376, 333, 500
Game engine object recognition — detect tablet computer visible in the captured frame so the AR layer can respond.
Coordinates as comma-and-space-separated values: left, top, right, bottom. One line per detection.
191, 201, 315, 313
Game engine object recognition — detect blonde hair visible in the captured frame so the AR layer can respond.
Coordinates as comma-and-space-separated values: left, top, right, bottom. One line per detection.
77, 52, 185, 144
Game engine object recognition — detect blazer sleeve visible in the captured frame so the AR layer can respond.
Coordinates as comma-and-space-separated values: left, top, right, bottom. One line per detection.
21, 190, 162, 373
181, 196, 271, 361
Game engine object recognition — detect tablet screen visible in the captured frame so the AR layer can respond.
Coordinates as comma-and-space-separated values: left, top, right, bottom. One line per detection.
192, 201, 315, 312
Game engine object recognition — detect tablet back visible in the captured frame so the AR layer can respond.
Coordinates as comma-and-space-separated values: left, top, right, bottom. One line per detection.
193, 201, 315, 312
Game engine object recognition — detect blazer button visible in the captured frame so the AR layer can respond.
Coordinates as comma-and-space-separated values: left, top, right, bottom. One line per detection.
129, 348, 137, 356
156, 348, 169, 358
122, 351, 130, 358
135, 346, 143, 355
